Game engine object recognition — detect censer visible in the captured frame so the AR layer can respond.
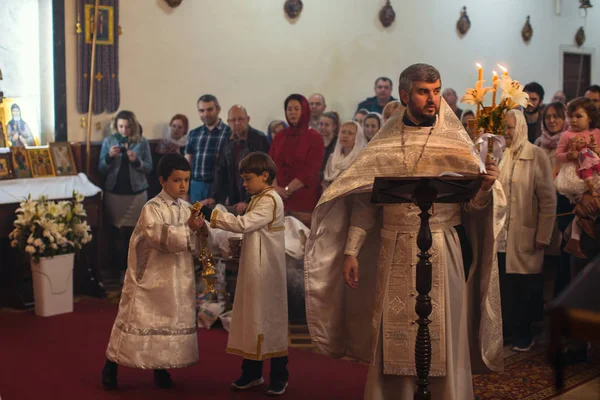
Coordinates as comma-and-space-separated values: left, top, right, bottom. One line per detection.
198, 246, 219, 301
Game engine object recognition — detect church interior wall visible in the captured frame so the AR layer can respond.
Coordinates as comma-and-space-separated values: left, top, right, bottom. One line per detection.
2, 1, 598, 143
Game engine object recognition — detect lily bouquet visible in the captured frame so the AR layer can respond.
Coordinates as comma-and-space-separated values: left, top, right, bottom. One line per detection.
461, 64, 530, 161
9, 191, 93, 262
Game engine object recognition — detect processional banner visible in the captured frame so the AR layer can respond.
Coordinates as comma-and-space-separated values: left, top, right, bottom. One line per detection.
76, 0, 120, 114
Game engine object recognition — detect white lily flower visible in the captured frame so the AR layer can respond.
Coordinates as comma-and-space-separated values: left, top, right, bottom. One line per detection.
499, 76, 530, 109
461, 80, 494, 105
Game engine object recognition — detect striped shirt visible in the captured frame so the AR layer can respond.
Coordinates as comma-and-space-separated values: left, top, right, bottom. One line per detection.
185, 120, 231, 181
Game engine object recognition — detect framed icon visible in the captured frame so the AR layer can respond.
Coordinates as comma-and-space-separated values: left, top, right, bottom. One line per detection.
50, 142, 78, 176
27, 147, 55, 178
0, 152, 15, 180
10, 146, 32, 178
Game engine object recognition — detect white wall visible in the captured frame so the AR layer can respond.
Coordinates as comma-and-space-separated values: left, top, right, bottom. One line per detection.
63, 0, 600, 142
0, 0, 44, 144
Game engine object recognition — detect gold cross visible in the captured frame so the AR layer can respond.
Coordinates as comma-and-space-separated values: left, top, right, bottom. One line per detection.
94, 72, 104, 82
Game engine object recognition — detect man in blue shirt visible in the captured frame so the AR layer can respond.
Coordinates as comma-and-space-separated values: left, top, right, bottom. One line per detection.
185, 94, 231, 203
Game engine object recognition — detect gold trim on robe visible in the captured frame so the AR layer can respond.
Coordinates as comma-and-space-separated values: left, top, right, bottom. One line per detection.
304, 99, 507, 382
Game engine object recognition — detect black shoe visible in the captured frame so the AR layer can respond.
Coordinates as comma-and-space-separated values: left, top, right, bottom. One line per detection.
266, 380, 288, 396
101, 362, 119, 390
231, 375, 264, 390
154, 369, 173, 389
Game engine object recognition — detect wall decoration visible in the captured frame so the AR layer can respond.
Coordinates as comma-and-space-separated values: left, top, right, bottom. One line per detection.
50, 142, 78, 176
456, 6, 471, 36
284, 0, 303, 19
379, 1, 396, 28
10, 146, 32, 179
575, 26, 586, 47
76, 0, 120, 114
521, 16, 533, 43
1, 98, 39, 147
165, 0, 183, 7
0, 153, 15, 180
27, 147, 55, 178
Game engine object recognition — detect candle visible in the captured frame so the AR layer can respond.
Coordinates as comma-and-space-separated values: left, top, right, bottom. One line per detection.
498, 64, 508, 77
476, 63, 483, 81
492, 71, 498, 108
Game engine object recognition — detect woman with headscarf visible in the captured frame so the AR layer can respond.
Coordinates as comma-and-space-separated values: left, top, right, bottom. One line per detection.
363, 112, 382, 142
156, 114, 189, 155
535, 102, 568, 174
318, 111, 340, 181
496, 109, 556, 352
267, 120, 288, 145
322, 121, 367, 189
270, 94, 325, 213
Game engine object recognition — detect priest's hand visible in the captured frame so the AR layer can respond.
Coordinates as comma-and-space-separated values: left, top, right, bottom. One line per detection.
343, 255, 359, 289
480, 162, 499, 191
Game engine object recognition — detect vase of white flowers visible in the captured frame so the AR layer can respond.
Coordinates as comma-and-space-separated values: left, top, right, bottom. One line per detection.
9, 191, 93, 316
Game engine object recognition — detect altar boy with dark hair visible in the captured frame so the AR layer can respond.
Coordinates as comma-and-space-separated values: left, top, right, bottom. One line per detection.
200, 152, 289, 396
102, 153, 207, 390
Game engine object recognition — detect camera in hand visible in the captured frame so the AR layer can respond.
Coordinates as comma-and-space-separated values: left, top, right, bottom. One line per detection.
119, 145, 128, 154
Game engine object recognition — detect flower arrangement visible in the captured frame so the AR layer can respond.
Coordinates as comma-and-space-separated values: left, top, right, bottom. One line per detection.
461, 64, 530, 159
9, 191, 93, 262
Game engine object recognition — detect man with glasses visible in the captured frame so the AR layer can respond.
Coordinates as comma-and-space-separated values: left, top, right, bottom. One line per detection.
205, 105, 269, 215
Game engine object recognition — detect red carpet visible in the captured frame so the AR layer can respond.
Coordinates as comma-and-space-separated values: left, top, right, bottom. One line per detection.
0, 299, 367, 400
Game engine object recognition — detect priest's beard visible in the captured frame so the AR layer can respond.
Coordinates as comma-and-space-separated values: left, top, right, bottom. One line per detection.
408, 99, 438, 125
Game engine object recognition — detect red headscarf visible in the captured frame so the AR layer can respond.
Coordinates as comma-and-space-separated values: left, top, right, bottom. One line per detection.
283, 94, 312, 134
269, 94, 325, 212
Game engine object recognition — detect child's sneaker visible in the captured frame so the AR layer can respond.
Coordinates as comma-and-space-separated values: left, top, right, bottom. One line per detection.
266, 380, 288, 396
512, 337, 535, 352
231, 376, 264, 390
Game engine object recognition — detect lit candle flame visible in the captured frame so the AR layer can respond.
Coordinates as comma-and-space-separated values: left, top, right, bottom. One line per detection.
476, 63, 482, 69
497, 64, 507, 76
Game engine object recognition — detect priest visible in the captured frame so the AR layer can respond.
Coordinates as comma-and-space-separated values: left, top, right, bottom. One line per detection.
304, 63, 507, 399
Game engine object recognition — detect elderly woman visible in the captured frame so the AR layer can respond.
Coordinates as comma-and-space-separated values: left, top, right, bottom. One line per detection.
267, 119, 288, 145
322, 121, 366, 189
270, 94, 325, 213
497, 109, 556, 352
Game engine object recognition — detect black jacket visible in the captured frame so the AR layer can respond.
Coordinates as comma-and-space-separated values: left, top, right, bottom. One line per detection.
211, 126, 270, 204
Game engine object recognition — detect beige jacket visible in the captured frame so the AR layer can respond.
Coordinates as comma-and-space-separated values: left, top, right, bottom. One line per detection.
502, 143, 556, 274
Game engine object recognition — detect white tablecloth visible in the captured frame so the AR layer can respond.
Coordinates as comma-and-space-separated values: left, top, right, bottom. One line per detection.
0, 173, 102, 205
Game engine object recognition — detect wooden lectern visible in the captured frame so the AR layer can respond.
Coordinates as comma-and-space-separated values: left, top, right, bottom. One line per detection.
371, 175, 483, 400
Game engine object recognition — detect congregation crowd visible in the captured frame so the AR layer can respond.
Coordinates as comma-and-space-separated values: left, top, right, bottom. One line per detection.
96, 70, 600, 395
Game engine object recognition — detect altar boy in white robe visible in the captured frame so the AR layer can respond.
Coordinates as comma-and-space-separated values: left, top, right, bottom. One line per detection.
200, 152, 289, 396
102, 153, 207, 390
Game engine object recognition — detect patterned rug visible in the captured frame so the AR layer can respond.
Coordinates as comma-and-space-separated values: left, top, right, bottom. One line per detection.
473, 347, 600, 400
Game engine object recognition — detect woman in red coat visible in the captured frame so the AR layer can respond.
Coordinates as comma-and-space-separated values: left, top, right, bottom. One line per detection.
270, 94, 325, 213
